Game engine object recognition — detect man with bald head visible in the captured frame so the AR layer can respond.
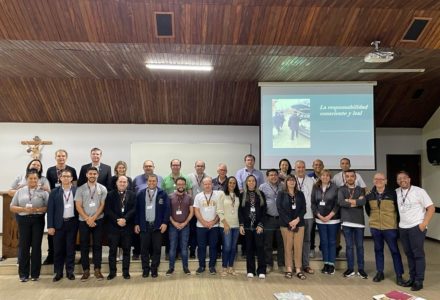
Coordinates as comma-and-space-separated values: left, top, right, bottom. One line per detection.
212, 163, 228, 191
193, 177, 224, 275
365, 172, 404, 285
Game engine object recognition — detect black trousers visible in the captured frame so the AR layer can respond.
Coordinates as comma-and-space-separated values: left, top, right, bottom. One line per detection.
245, 229, 266, 275
17, 215, 45, 279
263, 216, 284, 267
400, 225, 427, 282
47, 234, 54, 259
79, 218, 103, 271
53, 218, 78, 276
108, 227, 132, 274
140, 224, 162, 271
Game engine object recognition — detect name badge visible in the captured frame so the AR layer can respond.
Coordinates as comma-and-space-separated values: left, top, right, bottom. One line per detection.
176, 210, 182, 215
26, 203, 33, 208
121, 207, 125, 213
65, 204, 72, 209
250, 207, 256, 212
231, 210, 234, 214
319, 201, 325, 206
147, 205, 153, 210
89, 202, 96, 208
55, 183, 61, 188
291, 205, 296, 210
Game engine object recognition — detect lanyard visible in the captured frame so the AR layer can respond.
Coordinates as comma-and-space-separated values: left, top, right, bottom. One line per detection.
148, 189, 156, 203
321, 184, 329, 202
230, 193, 236, 207
269, 183, 279, 197
87, 184, 97, 200
288, 192, 295, 205
176, 194, 185, 210
204, 191, 213, 206
348, 186, 356, 199
296, 176, 305, 191
119, 191, 126, 207
196, 175, 205, 187
63, 188, 72, 203
28, 187, 36, 202
401, 186, 411, 203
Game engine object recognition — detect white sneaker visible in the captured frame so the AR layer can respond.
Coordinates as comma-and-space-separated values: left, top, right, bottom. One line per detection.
259, 274, 266, 279
247, 273, 254, 278
309, 250, 315, 258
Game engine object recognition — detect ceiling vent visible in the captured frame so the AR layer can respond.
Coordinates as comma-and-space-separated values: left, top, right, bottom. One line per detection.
402, 18, 431, 42
155, 12, 174, 38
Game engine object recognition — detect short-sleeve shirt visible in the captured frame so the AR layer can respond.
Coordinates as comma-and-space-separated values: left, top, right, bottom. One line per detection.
396, 185, 433, 229
193, 190, 224, 228
11, 174, 51, 191
162, 173, 192, 195
11, 186, 49, 216
170, 192, 193, 223
74, 183, 107, 221
332, 171, 367, 188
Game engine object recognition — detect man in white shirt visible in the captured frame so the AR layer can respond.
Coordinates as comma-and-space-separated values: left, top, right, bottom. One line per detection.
332, 158, 367, 191
396, 171, 434, 291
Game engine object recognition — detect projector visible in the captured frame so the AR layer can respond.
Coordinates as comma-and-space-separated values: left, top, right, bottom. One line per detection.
364, 52, 394, 63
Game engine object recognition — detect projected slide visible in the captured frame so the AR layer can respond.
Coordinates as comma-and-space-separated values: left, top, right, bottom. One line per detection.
260, 82, 376, 170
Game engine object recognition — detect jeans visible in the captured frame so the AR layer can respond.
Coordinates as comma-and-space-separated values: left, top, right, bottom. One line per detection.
196, 227, 219, 268
400, 225, 426, 282
317, 223, 339, 264
221, 227, 239, 268
169, 224, 190, 270
342, 226, 364, 270
370, 228, 404, 276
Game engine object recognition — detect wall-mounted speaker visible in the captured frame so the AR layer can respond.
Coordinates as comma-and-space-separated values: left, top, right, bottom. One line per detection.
427, 138, 440, 165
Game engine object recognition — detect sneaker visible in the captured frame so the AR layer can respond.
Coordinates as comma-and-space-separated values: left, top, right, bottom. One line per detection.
31, 277, 39, 281
259, 274, 266, 279
309, 249, 315, 258
321, 264, 329, 274
166, 269, 174, 276
343, 269, 355, 278
94, 269, 104, 281
209, 267, 217, 275
183, 268, 191, 275
80, 270, 90, 281
247, 273, 254, 278
196, 267, 205, 275
327, 265, 335, 275
221, 268, 228, 277
357, 269, 368, 279
19, 277, 28, 282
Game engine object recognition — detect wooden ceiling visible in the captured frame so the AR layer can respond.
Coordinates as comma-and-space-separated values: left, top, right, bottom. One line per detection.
1, 0, 440, 127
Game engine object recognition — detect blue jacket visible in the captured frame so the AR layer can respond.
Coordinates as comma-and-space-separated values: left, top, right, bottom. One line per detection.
47, 186, 78, 229
135, 188, 170, 231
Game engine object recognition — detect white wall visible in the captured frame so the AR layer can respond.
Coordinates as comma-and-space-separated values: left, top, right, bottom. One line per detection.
422, 107, 440, 240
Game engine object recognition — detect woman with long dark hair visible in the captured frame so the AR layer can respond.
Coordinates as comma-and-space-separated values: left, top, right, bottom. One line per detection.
217, 176, 240, 276
278, 158, 292, 183
238, 175, 267, 279
277, 174, 306, 280
8, 159, 50, 197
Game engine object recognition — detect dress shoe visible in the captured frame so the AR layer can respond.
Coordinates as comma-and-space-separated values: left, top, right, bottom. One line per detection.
80, 270, 90, 281
373, 271, 384, 282
402, 279, 414, 287
107, 273, 116, 280
142, 269, 150, 278
67, 273, 75, 280
151, 269, 158, 278
53, 274, 63, 282
94, 268, 104, 280
123, 273, 131, 279
19, 277, 28, 282
411, 281, 423, 291
396, 275, 405, 286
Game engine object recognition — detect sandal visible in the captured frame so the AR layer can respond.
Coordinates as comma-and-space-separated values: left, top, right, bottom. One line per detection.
296, 272, 307, 280
304, 266, 315, 274
285, 272, 292, 279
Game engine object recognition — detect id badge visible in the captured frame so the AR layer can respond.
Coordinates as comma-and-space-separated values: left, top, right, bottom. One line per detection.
89, 202, 96, 208
250, 207, 256, 212
65, 204, 72, 209
176, 210, 182, 215
121, 207, 125, 213
147, 205, 153, 210
231, 210, 234, 214
55, 183, 61, 188
26, 203, 33, 208
319, 201, 325, 206
291, 205, 296, 210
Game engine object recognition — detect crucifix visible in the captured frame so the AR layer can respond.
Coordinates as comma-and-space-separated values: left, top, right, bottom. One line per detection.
21, 136, 52, 160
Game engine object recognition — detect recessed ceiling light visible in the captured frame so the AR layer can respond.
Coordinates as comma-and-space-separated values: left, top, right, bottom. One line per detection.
358, 68, 425, 73
146, 64, 213, 71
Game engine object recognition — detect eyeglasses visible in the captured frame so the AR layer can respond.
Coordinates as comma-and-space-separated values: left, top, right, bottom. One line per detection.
61, 175, 72, 178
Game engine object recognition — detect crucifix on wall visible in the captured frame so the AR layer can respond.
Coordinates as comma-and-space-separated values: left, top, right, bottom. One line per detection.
21, 136, 52, 160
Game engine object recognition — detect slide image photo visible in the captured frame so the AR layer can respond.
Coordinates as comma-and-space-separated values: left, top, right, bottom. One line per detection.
272, 98, 311, 149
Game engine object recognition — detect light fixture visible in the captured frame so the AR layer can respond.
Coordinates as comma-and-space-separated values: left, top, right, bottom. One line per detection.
146, 64, 213, 71
358, 68, 425, 73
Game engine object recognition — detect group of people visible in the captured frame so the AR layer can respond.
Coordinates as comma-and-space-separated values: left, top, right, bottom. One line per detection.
8, 149, 434, 292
